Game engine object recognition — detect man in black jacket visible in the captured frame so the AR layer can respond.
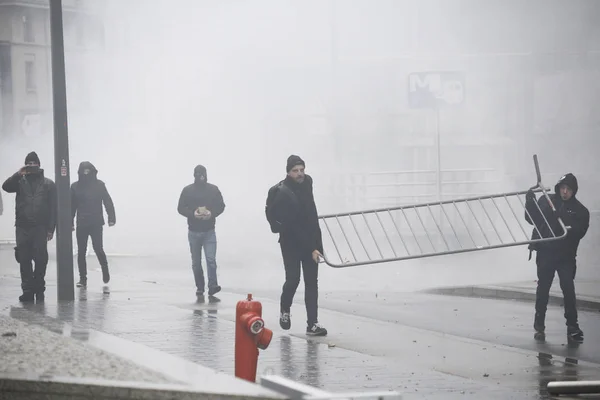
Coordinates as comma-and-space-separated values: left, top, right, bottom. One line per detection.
71, 161, 116, 287
178, 165, 225, 297
267, 155, 327, 336
2, 152, 56, 303
525, 173, 589, 343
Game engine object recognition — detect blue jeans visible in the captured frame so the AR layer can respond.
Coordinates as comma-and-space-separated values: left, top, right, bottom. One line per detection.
188, 229, 218, 292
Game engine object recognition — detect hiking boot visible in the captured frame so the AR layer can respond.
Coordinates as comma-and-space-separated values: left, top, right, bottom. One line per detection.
279, 312, 291, 330
101, 266, 110, 284
306, 322, 328, 337
19, 292, 34, 303
208, 285, 221, 296
76, 279, 87, 288
567, 325, 584, 344
35, 292, 45, 303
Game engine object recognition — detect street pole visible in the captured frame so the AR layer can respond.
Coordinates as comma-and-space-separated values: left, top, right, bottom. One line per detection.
435, 107, 442, 202
49, 0, 74, 301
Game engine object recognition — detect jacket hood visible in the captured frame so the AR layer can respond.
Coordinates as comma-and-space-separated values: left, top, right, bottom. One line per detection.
194, 165, 207, 183
555, 173, 578, 196
78, 161, 98, 179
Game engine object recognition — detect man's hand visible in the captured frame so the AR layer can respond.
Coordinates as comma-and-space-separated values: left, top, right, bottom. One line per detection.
18, 166, 27, 176
47, 232, 54, 241
312, 250, 322, 263
525, 189, 536, 204
108, 222, 115, 227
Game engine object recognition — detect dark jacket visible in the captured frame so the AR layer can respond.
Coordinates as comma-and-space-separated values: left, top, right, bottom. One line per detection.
2, 169, 57, 233
178, 181, 225, 232
71, 162, 116, 228
271, 175, 323, 255
525, 173, 590, 262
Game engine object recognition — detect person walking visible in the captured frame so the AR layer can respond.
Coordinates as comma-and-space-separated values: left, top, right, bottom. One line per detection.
71, 161, 116, 287
178, 165, 225, 297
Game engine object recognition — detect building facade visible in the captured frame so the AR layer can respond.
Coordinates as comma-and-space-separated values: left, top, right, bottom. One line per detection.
0, 0, 102, 140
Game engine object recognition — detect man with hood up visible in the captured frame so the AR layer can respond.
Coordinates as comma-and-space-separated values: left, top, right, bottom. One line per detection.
2, 152, 56, 303
71, 161, 116, 287
525, 173, 589, 343
178, 165, 225, 297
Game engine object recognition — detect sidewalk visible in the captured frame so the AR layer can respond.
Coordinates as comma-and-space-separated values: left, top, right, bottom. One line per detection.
423, 280, 600, 311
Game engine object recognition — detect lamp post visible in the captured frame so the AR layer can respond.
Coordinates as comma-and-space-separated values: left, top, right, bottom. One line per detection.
49, 0, 74, 301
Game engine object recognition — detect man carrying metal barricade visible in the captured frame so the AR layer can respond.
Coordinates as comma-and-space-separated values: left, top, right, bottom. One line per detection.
525, 173, 589, 343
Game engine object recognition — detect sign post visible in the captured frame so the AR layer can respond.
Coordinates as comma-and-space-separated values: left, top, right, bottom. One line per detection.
408, 71, 466, 202
49, 0, 75, 301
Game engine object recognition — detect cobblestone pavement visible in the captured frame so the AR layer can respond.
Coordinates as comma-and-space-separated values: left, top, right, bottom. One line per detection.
1, 252, 600, 399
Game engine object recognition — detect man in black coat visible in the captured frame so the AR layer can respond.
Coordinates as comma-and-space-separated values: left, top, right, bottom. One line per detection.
178, 165, 225, 297
71, 161, 116, 287
267, 155, 327, 336
525, 173, 589, 343
2, 152, 56, 303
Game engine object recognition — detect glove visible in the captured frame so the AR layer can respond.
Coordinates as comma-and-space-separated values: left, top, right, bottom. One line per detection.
525, 189, 536, 204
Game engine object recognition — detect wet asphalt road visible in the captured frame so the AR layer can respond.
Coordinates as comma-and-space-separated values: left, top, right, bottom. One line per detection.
1, 249, 600, 399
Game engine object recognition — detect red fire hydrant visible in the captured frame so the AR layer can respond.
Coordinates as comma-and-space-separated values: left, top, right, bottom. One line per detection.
235, 294, 273, 382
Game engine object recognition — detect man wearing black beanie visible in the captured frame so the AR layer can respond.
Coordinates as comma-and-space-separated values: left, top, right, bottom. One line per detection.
265, 155, 327, 336
525, 173, 590, 344
2, 151, 56, 303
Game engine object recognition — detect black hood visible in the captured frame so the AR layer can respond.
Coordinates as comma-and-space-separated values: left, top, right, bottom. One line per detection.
78, 161, 98, 180
555, 173, 578, 197
194, 165, 207, 184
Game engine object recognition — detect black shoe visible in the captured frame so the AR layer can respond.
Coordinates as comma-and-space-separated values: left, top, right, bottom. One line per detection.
101, 266, 110, 284
35, 292, 45, 303
567, 325, 584, 344
76, 279, 87, 288
19, 293, 34, 303
306, 322, 327, 336
208, 285, 221, 296
279, 312, 291, 330
534, 319, 545, 342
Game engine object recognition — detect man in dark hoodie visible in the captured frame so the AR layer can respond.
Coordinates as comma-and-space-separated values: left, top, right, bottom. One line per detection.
71, 161, 116, 287
525, 173, 589, 343
178, 165, 225, 297
2, 152, 56, 303
266, 155, 327, 336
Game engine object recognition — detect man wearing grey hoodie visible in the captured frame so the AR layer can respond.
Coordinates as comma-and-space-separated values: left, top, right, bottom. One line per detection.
71, 161, 116, 287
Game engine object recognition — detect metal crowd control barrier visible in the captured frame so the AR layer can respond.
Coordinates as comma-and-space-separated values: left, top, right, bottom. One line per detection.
261, 375, 401, 400
547, 380, 600, 395
318, 155, 569, 268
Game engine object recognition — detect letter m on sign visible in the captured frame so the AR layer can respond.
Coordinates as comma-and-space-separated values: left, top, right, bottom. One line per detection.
407, 72, 465, 109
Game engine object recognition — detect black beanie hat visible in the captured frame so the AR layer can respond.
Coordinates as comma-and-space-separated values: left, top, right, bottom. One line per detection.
25, 151, 40, 165
286, 155, 305, 173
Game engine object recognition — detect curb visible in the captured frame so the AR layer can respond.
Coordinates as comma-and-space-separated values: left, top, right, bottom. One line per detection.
423, 286, 600, 312
0, 375, 284, 400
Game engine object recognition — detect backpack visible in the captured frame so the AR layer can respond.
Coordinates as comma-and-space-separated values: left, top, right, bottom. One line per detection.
265, 181, 297, 233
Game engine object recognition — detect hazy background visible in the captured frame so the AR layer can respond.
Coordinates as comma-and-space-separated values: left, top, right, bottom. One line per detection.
1, 0, 599, 289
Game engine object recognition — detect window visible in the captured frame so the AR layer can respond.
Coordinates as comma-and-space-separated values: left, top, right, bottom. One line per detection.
23, 14, 34, 43
25, 59, 36, 92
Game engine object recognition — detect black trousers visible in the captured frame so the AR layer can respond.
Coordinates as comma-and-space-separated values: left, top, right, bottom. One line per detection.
16, 226, 49, 294
76, 224, 108, 280
535, 255, 578, 327
280, 241, 319, 326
